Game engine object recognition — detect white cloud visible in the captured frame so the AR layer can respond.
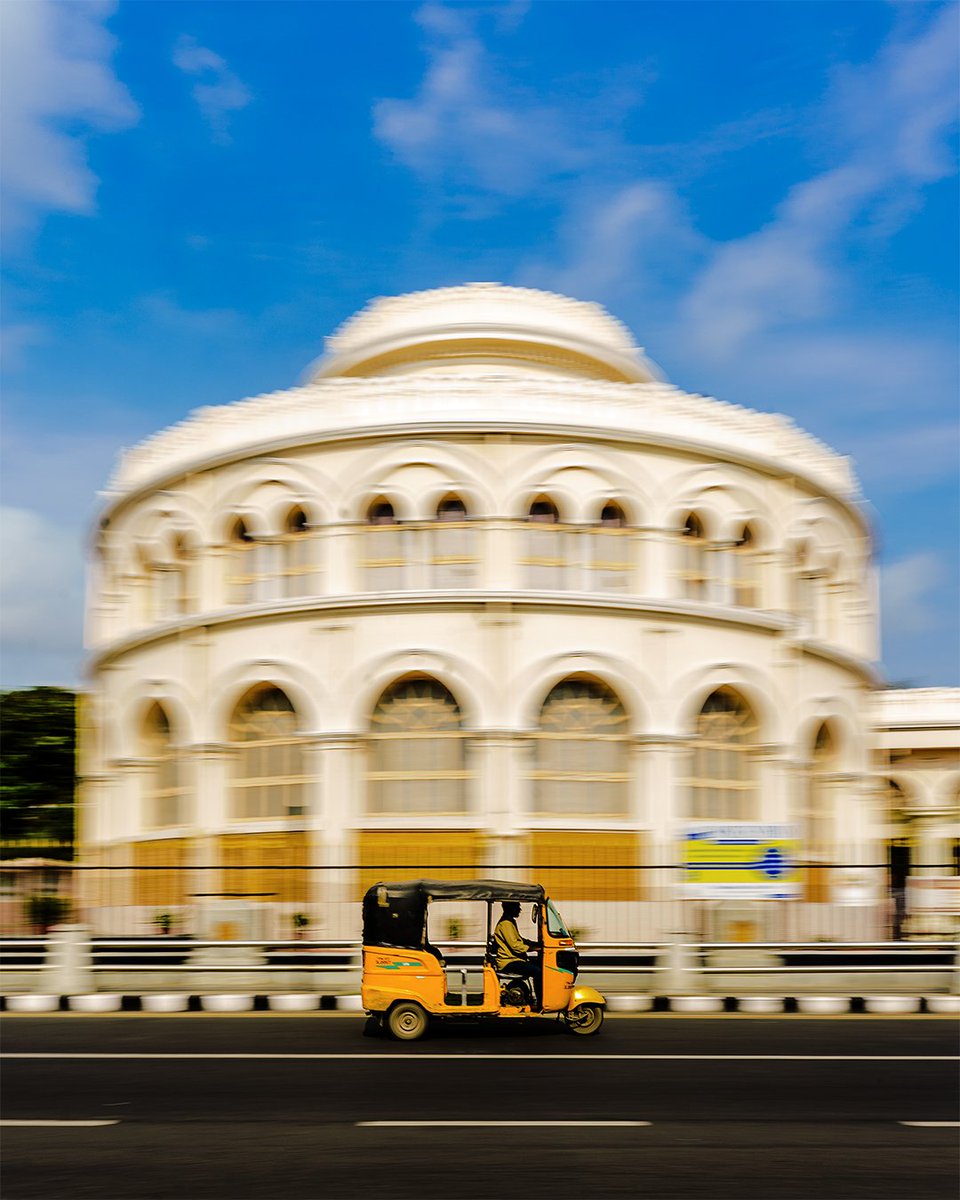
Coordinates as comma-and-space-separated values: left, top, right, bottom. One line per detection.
0, 321, 48, 371
880, 551, 947, 637
0, 0, 138, 234
683, 7, 958, 357
523, 181, 704, 303
837, 420, 960, 496
139, 292, 243, 336
173, 34, 251, 144
373, 3, 636, 200
0, 507, 85, 686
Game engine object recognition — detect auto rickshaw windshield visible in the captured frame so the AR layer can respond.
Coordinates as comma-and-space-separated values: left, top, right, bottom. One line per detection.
545, 899, 571, 938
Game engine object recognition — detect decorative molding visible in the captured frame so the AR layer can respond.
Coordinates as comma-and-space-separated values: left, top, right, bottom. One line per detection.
103, 378, 859, 508
324, 282, 641, 359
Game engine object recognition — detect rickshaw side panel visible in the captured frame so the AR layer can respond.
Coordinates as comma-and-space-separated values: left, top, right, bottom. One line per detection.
362, 947, 444, 1013
362, 946, 502, 1015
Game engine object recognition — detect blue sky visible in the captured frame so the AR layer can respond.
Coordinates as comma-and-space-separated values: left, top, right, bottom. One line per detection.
1, 0, 957, 689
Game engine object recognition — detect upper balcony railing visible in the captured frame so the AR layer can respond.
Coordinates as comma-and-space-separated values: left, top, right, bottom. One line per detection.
92, 521, 871, 659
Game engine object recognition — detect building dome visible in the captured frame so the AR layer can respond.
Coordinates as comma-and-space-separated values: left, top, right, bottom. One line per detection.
79, 284, 958, 946
307, 282, 662, 383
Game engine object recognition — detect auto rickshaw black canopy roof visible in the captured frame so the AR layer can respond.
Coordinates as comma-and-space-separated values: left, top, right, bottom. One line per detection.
362, 879, 545, 949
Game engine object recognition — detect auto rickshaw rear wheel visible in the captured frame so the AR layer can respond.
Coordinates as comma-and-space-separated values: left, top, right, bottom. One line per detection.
565, 1003, 604, 1035
386, 1001, 429, 1041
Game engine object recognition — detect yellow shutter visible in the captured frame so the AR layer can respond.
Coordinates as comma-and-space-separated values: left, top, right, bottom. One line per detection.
133, 839, 191, 907
217, 832, 310, 904
528, 831, 643, 902
356, 830, 481, 897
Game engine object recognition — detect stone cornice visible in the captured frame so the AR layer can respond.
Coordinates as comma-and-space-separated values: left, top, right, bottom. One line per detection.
100, 375, 861, 521
871, 688, 960, 730
85, 589, 880, 685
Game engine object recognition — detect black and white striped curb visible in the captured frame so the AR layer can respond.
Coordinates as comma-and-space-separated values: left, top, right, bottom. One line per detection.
2, 993, 957, 1014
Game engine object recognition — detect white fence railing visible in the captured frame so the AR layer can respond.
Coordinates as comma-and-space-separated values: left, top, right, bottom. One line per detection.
2, 933, 956, 996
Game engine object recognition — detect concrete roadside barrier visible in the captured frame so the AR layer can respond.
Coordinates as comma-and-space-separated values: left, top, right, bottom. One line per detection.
68, 994, 122, 1013
925, 995, 960, 1014
6, 994, 59, 1013
863, 995, 921, 1014
200, 994, 254, 1013
669, 995, 724, 1014
335, 995, 364, 1012
141, 993, 190, 1013
737, 996, 785, 1014
606, 995, 654, 1013
797, 996, 850, 1015
268, 994, 321, 1012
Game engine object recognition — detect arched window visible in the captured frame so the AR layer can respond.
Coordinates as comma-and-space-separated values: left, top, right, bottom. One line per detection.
363, 498, 405, 589
142, 703, 187, 828
731, 523, 760, 607
436, 495, 467, 521
430, 495, 477, 587
523, 496, 566, 588
229, 686, 305, 819
367, 677, 468, 814
680, 512, 709, 600
531, 678, 630, 815
281, 507, 313, 598
804, 723, 837, 899
227, 518, 255, 604
590, 501, 632, 591
528, 496, 559, 524
792, 541, 815, 633
173, 534, 193, 615
686, 688, 758, 819
368, 499, 396, 525
135, 543, 154, 624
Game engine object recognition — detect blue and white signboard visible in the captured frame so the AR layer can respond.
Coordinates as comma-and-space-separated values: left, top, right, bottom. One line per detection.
682, 823, 802, 899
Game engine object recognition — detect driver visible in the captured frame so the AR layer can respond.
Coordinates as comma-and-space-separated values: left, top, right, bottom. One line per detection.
493, 901, 537, 989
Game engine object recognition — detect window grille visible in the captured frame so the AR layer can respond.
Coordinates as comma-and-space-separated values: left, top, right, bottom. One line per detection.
367, 678, 470, 814
522, 498, 569, 589
678, 513, 710, 600
280, 508, 315, 598
226, 514, 318, 604
530, 679, 630, 815
143, 703, 188, 828
731, 524, 760, 607
685, 688, 758, 820
425, 496, 478, 587
805, 723, 836, 901
226, 519, 256, 604
229, 686, 306, 820
792, 543, 816, 633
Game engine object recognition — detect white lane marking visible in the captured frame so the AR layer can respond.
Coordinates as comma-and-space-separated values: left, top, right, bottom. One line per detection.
2, 1053, 957, 1062
899, 1121, 960, 1128
358, 1120, 650, 1128
0, 1120, 119, 1128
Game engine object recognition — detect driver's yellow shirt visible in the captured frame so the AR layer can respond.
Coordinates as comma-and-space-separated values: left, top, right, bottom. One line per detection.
493, 917, 528, 969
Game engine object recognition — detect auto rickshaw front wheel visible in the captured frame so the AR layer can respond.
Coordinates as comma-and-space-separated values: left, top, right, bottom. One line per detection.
386, 1001, 429, 1041
565, 1003, 604, 1035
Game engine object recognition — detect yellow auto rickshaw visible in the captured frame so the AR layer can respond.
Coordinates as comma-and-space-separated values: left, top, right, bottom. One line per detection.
361, 878, 606, 1040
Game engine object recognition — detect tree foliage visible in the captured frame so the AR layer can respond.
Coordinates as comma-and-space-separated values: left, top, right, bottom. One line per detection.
0, 688, 76, 847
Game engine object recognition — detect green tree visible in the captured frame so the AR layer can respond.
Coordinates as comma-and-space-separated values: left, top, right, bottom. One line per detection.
0, 688, 76, 850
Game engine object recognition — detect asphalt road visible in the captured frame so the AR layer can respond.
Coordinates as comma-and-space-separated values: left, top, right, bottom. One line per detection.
2, 1015, 957, 1200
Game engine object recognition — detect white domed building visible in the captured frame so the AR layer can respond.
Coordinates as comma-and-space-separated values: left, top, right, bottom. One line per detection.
80, 284, 959, 939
